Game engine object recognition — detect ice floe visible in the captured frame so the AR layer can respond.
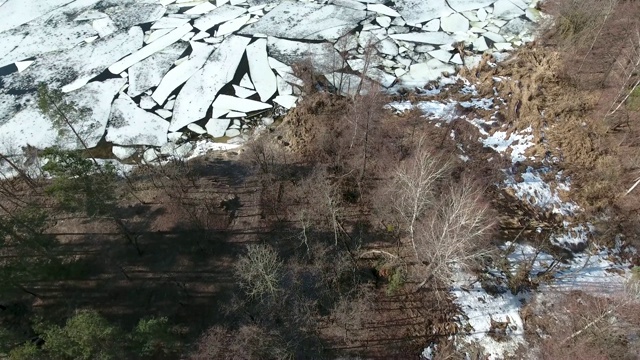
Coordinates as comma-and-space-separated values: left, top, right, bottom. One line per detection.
171, 35, 251, 132
106, 96, 170, 147
239, 2, 366, 40
128, 41, 188, 97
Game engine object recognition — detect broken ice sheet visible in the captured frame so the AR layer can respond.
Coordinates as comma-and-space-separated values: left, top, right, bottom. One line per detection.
109, 23, 193, 74
193, 5, 247, 31
106, 96, 170, 147
171, 36, 251, 132
267, 37, 343, 73
152, 41, 216, 106
447, 0, 496, 12
273, 95, 298, 109
325, 72, 372, 96
233, 85, 257, 98
393, 0, 454, 25
239, 2, 366, 41
246, 38, 277, 101
216, 14, 251, 37
211, 94, 271, 112
390, 32, 456, 45
59, 79, 128, 149
440, 13, 470, 33
0, 0, 76, 34
3, 27, 143, 93
128, 41, 188, 97
102, 2, 166, 29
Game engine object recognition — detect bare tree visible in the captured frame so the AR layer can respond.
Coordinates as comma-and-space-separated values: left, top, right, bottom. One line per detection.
414, 181, 494, 288
234, 244, 283, 299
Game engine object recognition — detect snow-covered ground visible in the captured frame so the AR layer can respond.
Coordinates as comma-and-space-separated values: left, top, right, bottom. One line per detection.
394, 77, 634, 359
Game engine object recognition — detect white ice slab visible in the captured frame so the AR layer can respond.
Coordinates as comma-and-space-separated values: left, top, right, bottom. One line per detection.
155, 109, 173, 119
233, 85, 257, 98
206, 118, 232, 137
0, 0, 75, 34
193, 5, 247, 31
398, 58, 455, 86
109, 23, 193, 74
390, 32, 455, 45
185, 1, 217, 14
376, 16, 391, 28
15, 60, 34, 73
192, 31, 210, 41
246, 38, 277, 101
104, 3, 166, 29
393, 0, 454, 25
447, 0, 496, 12
423, 19, 440, 31
492, 0, 525, 19
325, 72, 370, 96
128, 41, 188, 97
152, 41, 216, 105
267, 37, 343, 73
428, 49, 453, 63
112, 146, 137, 160
187, 123, 207, 134
93, 18, 118, 38
226, 111, 246, 118
276, 75, 293, 95
239, 2, 366, 41
473, 36, 489, 51
139, 95, 156, 109
170, 36, 250, 132
376, 38, 399, 56
107, 96, 169, 146
146, 28, 173, 44
211, 94, 271, 112
367, 3, 400, 17
240, 73, 255, 89
330, 0, 366, 10
216, 14, 250, 36
450, 53, 463, 64
3, 27, 141, 93
0, 107, 58, 153
0, 11, 96, 67
151, 17, 191, 29
440, 13, 470, 33
273, 95, 298, 109
64, 78, 127, 148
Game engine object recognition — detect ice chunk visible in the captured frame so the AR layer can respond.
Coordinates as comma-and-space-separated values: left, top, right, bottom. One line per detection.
128, 41, 188, 97
152, 42, 216, 105
390, 32, 455, 45
107, 96, 169, 146
399, 59, 455, 87
0, 0, 75, 34
139, 95, 156, 109
225, 128, 240, 137
246, 38, 277, 101
492, 0, 525, 19
447, 0, 496, 12
423, 19, 440, 32
233, 85, 257, 98
193, 5, 247, 31
428, 49, 452, 63
206, 118, 231, 137
112, 146, 137, 160
171, 36, 250, 132
330, 0, 366, 10
393, 0, 454, 25
0, 107, 58, 153
450, 53, 463, 64
93, 18, 118, 38
276, 75, 292, 95
376, 38, 399, 56
155, 109, 173, 119
0, 10, 97, 67
267, 37, 343, 73
103, 3, 166, 29
211, 94, 271, 112
64, 78, 127, 149
185, 1, 217, 14
216, 14, 251, 36
109, 24, 193, 74
15, 60, 33, 73
376, 16, 391, 28
367, 4, 400, 17
240, 73, 255, 89
239, 2, 366, 41
226, 111, 246, 118
273, 95, 298, 109
151, 17, 191, 29
473, 36, 489, 51
187, 123, 207, 134
3, 27, 142, 93
440, 13, 470, 33
325, 72, 371, 96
